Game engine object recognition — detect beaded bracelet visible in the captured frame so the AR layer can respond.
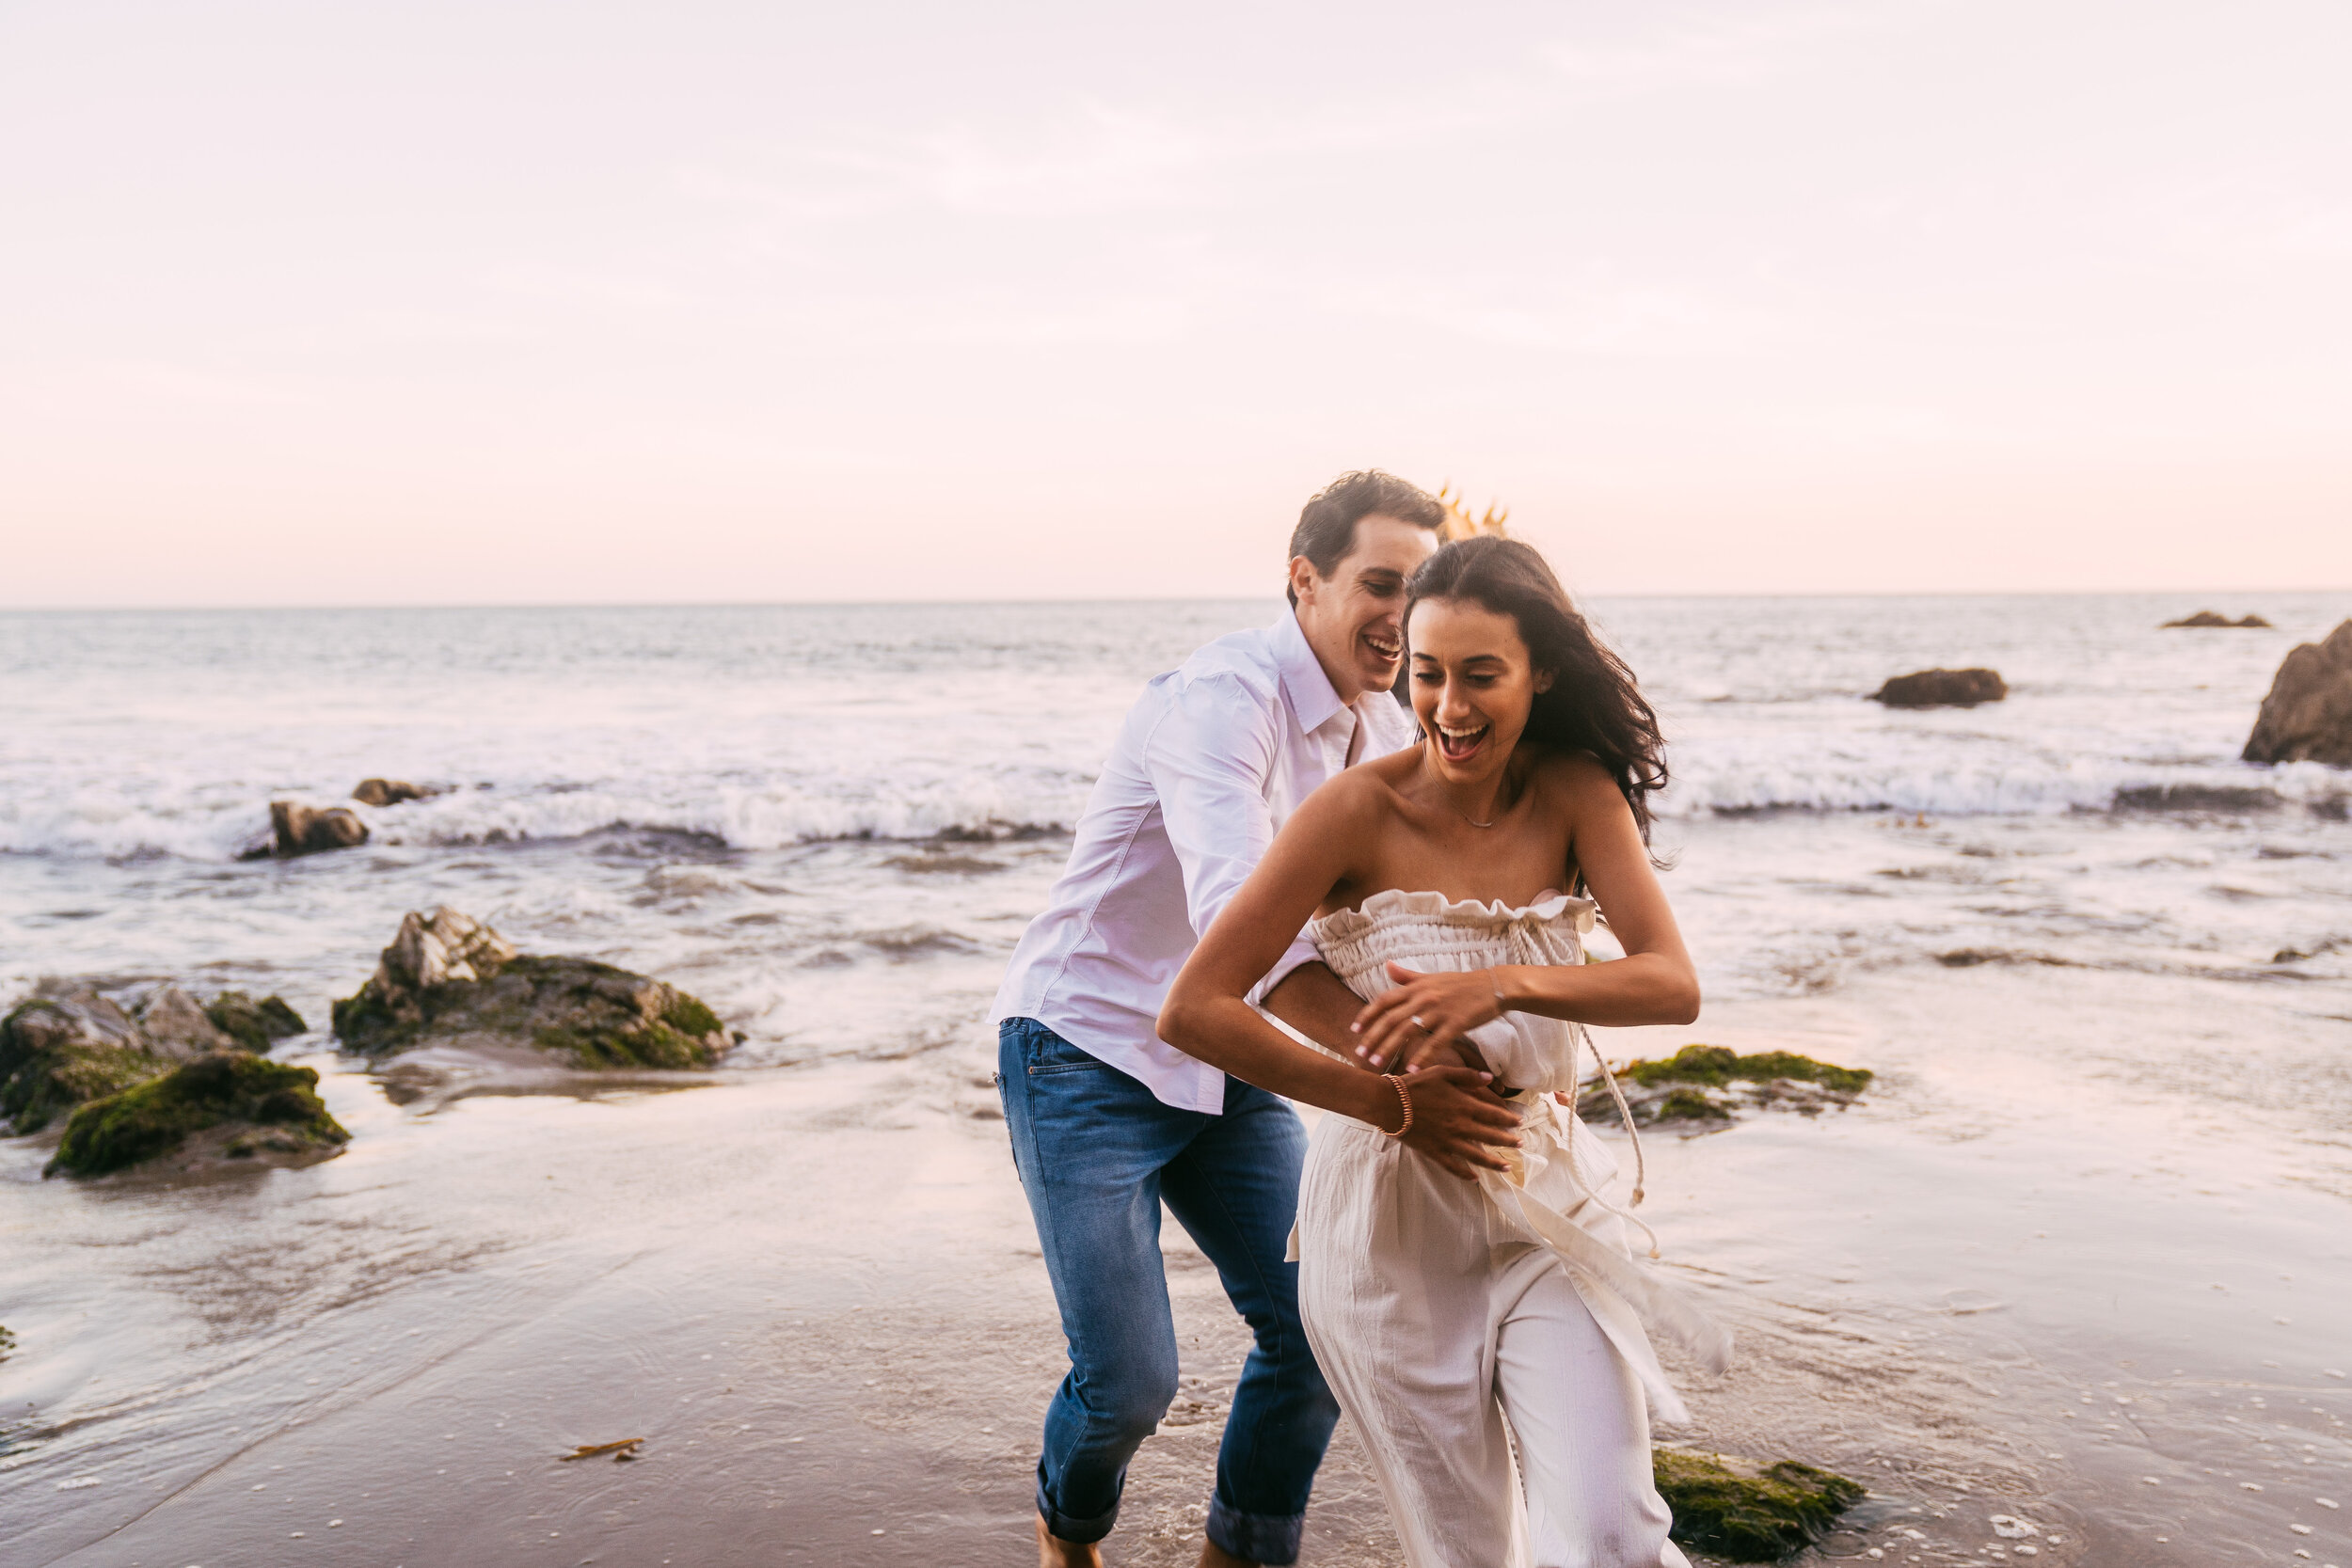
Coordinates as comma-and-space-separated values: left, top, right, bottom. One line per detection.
1379, 1072, 1413, 1138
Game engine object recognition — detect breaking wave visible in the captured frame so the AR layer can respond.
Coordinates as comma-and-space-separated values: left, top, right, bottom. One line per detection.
1656, 752, 2344, 820
5, 752, 2339, 863
0, 773, 1089, 863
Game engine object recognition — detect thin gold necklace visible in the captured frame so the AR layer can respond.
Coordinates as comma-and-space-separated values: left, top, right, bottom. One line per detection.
1427, 746, 1504, 828
1448, 789, 1502, 829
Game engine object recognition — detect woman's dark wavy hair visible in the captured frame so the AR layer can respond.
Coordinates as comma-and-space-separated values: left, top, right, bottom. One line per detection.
1406, 536, 1670, 845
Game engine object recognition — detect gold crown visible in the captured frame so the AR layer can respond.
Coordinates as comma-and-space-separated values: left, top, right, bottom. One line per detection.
1434, 482, 1510, 543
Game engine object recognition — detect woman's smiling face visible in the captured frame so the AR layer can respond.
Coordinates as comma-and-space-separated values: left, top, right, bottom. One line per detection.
1407, 594, 1551, 783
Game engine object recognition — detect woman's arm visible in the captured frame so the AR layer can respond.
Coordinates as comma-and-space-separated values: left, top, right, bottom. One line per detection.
1352, 759, 1700, 1071
1160, 776, 1523, 1180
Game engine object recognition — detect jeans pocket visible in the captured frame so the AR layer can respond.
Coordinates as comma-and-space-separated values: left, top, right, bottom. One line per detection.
1025, 1032, 1108, 1076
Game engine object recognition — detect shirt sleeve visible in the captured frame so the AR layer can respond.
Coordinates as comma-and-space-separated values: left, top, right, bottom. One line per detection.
1143, 673, 1320, 1006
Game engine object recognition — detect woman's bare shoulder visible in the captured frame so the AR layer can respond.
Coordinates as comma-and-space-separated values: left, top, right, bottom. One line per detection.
1526, 751, 1629, 813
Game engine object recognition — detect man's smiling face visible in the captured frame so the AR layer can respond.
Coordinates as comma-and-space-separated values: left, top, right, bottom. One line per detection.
1290, 514, 1438, 705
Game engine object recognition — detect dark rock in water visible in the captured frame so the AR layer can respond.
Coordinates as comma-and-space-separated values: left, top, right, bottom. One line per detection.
2244, 619, 2352, 768
1654, 1449, 1866, 1562
331, 907, 731, 1069
269, 800, 370, 857
352, 778, 445, 807
135, 984, 237, 1059
335, 907, 517, 1047
1581, 1044, 1871, 1129
1870, 667, 2007, 707
1933, 946, 2077, 970
2162, 610, 2272, 628
2113, 783, 2282, 814
1, 983, 173, 1134
44, 1051, 349, 1178
205, 991, 309, 1053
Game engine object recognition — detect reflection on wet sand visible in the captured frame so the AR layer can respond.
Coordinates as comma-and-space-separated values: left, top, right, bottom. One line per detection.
5, 953, 2348, 1566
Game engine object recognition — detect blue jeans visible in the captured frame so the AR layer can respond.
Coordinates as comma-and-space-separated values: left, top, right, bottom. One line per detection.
997, 1018, 1339, 1564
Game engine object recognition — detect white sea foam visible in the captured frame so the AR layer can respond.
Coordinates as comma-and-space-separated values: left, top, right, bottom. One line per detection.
2, 595, 2347, 863
0, 775, 1097, 863
5, 596, 2348, 1050
3, 746, 2332, 864
1657, 751, 2342, 818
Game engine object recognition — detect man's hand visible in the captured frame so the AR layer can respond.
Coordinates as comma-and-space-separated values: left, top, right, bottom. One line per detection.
1379, 1065, 1520, 1180
1354, 961, 1502, 1072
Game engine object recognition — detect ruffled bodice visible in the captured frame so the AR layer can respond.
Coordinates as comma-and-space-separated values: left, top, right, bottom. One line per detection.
1309, 888, 1598, 1093
1301, 886, 1732, 1421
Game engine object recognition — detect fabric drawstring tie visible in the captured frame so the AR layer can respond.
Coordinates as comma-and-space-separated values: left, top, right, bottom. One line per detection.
1497, 911, 1656, 1255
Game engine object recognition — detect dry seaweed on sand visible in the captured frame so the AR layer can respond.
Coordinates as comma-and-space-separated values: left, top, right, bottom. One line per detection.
44, 1052, 350, 1178
560, 1438, 645, 1462
1654, 1449, 1866, 1561
0, 1325, 15, 1363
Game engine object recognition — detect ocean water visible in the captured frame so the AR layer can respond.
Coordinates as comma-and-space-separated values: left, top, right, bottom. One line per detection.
6, 593, 2352, 1566
3, 593, 2347, 1053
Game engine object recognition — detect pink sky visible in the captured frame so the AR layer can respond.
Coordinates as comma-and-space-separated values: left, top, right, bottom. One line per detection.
3, 0, 2346, 606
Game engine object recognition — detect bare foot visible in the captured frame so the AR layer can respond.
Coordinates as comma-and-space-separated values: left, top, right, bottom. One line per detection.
1197, 1540, 1257, 1568
1037, 1513, 1103, 1567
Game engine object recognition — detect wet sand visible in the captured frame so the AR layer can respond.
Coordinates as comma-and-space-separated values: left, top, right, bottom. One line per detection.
5, 962, 2350, 1567
3, 1047, 1408, 1567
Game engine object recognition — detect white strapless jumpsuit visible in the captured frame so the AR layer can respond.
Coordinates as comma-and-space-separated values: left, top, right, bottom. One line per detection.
1295, 891, 1731, 1568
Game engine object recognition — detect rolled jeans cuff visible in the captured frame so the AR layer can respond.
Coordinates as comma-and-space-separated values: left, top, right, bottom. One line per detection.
1206, 1497, 1305, 1565
1037, 1475, 1119, 1546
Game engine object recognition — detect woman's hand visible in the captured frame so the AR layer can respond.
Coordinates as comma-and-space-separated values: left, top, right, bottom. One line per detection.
1391, 1065, 1522, 1179
1353, 961, 1503, 1072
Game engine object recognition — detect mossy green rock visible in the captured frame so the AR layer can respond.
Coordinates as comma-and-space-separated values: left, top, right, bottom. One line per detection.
1583, 1044, 1872, 1129
204, 991, 308, 1053
1654, 1086, 1734, 1121
1655, 1449, 1865, 1561
1, 990, 173, 1134
1627, 1045, 1872, 1095
45, 1051, 349, 1178
332, 907, 729, 1069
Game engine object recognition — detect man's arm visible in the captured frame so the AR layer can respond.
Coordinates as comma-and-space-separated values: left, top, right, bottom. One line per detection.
1160, 776, 1521, 1180
1142, 673, 1319, 1003
1261, 961, 1372, 1057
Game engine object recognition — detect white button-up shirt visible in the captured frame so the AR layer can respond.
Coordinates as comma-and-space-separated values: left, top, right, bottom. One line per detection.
993, 609, 1419, 1113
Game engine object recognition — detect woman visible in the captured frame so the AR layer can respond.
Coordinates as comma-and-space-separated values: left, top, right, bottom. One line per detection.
1159, 536, 1728, 1568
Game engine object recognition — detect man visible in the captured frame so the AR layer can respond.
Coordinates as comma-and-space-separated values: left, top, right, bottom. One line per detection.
993, 470, 1523, 1568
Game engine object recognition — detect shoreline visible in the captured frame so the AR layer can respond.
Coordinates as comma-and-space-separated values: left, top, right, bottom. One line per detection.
6, 961, 2347, 1566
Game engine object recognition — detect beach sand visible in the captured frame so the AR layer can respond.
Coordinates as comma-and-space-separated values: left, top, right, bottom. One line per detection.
8, 957, 2348, 1567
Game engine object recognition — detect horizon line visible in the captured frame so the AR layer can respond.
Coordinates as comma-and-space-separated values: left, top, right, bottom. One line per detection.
4, 585, 2350, 615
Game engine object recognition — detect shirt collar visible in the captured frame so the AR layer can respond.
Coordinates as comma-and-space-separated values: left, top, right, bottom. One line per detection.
1271, 608, 1350, 736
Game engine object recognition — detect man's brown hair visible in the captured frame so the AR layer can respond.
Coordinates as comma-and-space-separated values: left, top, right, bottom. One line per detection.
1286, 471, 1446, 607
